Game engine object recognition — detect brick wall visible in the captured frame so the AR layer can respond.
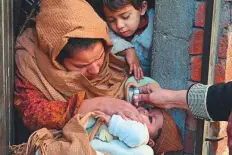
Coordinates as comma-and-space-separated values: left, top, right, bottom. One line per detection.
185, 0, 232, 154
210, 1, 232, 154
190, 2, 205, 82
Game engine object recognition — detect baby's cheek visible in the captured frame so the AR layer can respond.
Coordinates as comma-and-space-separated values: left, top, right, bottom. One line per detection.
140, 114, 151, 127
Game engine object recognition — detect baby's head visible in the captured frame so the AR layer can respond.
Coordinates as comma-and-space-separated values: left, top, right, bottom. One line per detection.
137, 106, 184, 153
137, 107, 163, 141
102, 0, 148, 37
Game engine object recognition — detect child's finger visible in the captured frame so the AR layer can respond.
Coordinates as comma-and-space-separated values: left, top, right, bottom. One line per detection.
95, 114, 108, 122
137, 67, 142, 81
129, 64, 133, 74
139, 67, 144, 78
134, 64, 139, 80
94, 112, 104, 117
95, 114, 102, 118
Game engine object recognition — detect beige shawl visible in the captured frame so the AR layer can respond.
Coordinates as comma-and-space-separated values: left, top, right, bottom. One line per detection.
11, 113, 107, 155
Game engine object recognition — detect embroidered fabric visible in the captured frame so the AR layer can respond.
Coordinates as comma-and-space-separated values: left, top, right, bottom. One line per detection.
187, 83, 213, 121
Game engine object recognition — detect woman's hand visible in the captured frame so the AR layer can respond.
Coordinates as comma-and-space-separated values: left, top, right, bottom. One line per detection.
133, 83, 169, 108
94, 111, 111, 124
78, 97, 144, 123
133, 83, 189, 110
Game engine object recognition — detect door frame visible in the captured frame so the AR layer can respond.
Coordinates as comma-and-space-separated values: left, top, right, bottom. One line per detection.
0, 0, 14, 154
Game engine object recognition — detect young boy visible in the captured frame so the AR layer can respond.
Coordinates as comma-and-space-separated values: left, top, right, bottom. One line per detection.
101, 0, 154, 78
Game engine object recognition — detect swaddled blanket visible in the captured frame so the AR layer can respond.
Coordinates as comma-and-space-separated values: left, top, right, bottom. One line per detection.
87, 115, 153, 155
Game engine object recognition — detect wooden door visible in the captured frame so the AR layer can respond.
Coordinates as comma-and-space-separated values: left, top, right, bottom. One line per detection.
0, 0, 14, 154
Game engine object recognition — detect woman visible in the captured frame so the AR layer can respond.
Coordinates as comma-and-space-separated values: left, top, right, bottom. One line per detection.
14, 0, 143, 132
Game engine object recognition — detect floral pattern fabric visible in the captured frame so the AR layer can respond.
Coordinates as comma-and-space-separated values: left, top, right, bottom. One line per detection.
14, 67, 85, 131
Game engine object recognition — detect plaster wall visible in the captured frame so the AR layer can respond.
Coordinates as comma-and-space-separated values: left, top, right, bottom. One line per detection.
151, 0, 194, 141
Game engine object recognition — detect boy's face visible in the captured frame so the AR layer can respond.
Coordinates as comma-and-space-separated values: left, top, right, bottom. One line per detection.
63, 41, 105, 80
137, 107, 163, 138
103, 4, 146, 37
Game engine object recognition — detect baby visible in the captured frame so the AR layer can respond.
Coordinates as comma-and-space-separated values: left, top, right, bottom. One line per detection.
86, 76, 183, 154
88, 106, 183, 155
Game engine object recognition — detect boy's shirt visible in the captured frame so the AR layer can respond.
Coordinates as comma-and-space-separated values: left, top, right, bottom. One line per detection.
110, 9, 155, 76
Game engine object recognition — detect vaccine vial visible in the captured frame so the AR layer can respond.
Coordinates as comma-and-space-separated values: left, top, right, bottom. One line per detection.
133, 88, 140, 106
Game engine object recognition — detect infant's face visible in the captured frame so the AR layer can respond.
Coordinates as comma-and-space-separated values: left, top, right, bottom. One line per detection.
137, 107, 163, 139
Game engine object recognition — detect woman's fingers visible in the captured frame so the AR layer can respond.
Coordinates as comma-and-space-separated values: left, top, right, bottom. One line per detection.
115, 102, 143, 122
135, 113, 145, 123
122, 104, 145, 123
138, 83, 155, 94
117, 112, 129, 120
133, 94, 151, 103
102, 98, 145, 123
125, 111, 144, 123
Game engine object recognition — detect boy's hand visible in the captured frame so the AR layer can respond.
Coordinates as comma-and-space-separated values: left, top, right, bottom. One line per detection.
124, 48, 144, 81
94, 111, 111, 124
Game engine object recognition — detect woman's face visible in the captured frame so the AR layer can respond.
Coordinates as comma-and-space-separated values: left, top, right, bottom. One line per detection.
63, 41, 105, 80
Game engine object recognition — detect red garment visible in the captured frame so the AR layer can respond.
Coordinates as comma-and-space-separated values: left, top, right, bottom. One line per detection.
125, 13, 149, 41
14, 67, 85, 131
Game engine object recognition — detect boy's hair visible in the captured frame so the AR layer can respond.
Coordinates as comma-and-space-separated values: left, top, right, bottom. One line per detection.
102, 0, 145, 11
56, 38, 103, 63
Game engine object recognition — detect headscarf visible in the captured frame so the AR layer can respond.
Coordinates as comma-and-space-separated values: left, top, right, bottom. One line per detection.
15, 0, 128, 102
153, 110, 183, 153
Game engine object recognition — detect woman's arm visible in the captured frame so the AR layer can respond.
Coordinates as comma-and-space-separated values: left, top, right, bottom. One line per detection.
188, 82, 232, 121
78, 97, 144, 123
133, 83, 189, 110
133, 82, 232, 121
15, 69, 83, 131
